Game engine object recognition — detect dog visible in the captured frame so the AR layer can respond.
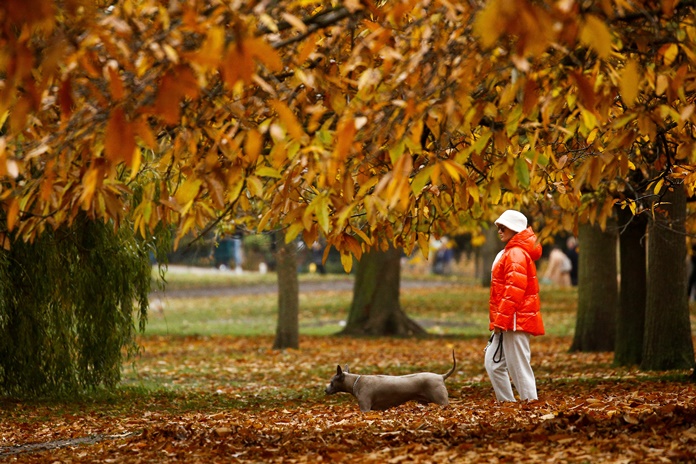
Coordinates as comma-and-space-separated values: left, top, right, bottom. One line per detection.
325, 351, 456, 412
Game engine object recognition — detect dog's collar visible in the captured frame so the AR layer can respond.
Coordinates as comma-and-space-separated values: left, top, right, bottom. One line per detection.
353, 375, 361, 391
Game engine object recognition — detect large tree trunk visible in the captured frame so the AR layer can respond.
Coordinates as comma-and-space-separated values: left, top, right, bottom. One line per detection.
642, 183, 694, 370
273, 237, 299, 350
570, 221, 618, 352
614, 207, 648, 366
340, 246, 426, 336
479, 226, 504, 287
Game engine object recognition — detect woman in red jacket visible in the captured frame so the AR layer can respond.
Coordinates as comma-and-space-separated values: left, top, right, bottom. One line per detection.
485, 210, 544, 402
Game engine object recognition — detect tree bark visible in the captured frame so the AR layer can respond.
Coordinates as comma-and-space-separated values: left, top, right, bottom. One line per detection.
479, 226, 504, 287
273, 237, 299, 350
642, 183, 694, 370
340, 246, 426, 336
570, 221, 618, 352
614, 207, 648, 366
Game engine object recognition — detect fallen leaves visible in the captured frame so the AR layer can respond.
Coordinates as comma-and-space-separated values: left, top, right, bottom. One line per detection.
1, 335, 695, 462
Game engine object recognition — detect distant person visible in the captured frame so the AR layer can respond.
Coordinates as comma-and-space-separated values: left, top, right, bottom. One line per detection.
485, 210, 544, 403
542, 245, 572, 287
214, 235, 234, 270
565, 236, 579, 286
433, 237, 454, 275
231, 229, 244, 274
311, 241, 326, 274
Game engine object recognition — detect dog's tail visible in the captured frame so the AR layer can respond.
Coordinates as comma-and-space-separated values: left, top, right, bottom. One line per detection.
442, 349, 456, 381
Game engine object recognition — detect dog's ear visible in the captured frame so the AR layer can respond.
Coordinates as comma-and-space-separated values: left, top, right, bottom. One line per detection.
336, 365, 342, 376
343, 364, 350, 373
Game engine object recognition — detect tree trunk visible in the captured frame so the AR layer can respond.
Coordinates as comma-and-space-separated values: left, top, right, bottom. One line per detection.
479, 226, 504, 287
340, 246, 426, 336
614, 207, 648, 366
642, 183, 694, 370
570, 221, 618, 352
273, 237, 299, 350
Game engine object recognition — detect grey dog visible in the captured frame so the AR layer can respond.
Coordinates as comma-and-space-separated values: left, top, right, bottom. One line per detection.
325, 351, 456, 412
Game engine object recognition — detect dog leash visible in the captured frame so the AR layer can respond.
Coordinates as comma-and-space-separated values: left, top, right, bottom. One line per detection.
488, 332, 503, 363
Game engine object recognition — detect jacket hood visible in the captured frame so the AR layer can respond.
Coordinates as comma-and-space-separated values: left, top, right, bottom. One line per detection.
506, 227, 542, 261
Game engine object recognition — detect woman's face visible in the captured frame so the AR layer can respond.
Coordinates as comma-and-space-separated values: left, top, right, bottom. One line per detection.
496, 224, 516, 243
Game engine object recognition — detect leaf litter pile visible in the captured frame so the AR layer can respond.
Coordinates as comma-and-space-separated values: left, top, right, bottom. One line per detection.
1, 335, 695, 463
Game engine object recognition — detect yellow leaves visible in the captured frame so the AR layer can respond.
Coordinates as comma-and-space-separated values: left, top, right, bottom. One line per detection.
296, 33, 318, 65
473, 0, 511, 48
488, 180, 502, 205
619, 60, 640, 106
270, 100, 306, 141
411, 166, 433, 195
174, 178, 202, 214
659, 43, 679, 66
340, 249, 354, 273
441, 160, 467, 183
580, 15, 613, 60
244, 129, 263, 164
307, 193, 331, 235
79, 166, 101, 210
190, 26, 225, 72
651, 177, 664, 195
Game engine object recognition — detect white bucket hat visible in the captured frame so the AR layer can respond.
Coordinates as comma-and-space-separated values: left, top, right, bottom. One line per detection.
494, 210, 528, 233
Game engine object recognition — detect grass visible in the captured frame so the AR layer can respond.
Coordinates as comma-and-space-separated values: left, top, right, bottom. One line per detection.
145, 265, 580, 337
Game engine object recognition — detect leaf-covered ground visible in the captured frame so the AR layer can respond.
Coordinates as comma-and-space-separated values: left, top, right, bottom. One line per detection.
1, 335, 695, 463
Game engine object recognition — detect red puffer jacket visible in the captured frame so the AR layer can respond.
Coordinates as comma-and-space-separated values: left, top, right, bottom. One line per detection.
489, 227, 545, 336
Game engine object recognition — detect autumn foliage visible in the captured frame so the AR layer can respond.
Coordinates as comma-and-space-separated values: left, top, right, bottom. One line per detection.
1, 335, 695, 462
2, 0, 695, 266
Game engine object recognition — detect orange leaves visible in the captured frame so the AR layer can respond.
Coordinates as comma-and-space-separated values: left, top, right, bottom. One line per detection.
333, 117, 357, 161
104, 107, 136, 167
3, 0, 56, 31
222, 37, 283, 87
107, 66, 125, 101
5, 198, 20, 231
473, 0, 555, 57
4, 333, 696, 463
58, 78, 74, 122
154, 66, 200, 125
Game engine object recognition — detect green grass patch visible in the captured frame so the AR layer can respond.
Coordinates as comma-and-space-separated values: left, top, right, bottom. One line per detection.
146, 268, 579, 338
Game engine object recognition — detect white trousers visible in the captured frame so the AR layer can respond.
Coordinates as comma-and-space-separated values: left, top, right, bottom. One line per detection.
484, 331, 538, 402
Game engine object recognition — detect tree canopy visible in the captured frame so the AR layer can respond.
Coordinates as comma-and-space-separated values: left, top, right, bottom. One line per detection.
2, 0, 695, 269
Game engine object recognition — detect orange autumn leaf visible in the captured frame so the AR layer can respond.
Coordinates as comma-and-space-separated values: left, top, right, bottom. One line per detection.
270, 100, 306, 141
154, 66, 200, 125
5, 197, 20, 231
104, 107, 136, 166
107, 66, 124, 100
